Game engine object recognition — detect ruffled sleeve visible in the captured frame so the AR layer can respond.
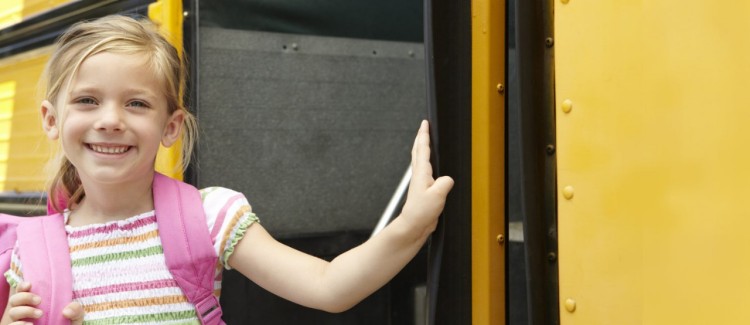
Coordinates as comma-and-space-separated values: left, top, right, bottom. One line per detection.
4, 240, 24, 289
200, 187, 259, 270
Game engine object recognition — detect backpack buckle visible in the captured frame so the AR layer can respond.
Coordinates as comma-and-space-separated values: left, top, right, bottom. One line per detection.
195, 295, 222, 324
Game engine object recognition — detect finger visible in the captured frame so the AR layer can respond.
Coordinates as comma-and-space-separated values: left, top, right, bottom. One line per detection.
15, 282, 31, 293
429, 176, 455, 197
9, 321, 36, 325
7, 306, 42, 321
413, 121, 434, 184
63, 301, 85, 324
411, 124, 420, 171
8, 292, 40, 307
416, 122, 432, 169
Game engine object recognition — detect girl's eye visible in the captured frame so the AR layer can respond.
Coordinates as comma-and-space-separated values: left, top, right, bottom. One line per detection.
77, 97, 97, 105
127, 100, 149, 108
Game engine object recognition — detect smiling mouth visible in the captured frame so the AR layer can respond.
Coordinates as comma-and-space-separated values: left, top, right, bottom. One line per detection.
87, 144, 132, 154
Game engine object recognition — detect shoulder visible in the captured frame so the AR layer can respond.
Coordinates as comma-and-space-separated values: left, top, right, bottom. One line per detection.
199, 187, 253, 212
199, 187, 257, 239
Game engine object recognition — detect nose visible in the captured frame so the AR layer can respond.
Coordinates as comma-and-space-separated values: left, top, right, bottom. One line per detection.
93, 102, 125, 132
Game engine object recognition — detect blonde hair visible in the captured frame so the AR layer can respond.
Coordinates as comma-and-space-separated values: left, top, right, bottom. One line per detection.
43, 15, 197, 213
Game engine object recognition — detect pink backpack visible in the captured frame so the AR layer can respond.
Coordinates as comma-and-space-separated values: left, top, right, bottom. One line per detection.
0, 173, 224, 324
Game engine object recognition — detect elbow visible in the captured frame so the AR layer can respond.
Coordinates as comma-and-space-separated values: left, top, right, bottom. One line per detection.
321, 303, 356, 314
316, 295, 360, 314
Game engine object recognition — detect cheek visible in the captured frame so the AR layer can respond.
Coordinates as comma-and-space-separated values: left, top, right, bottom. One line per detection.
58, 126, 78, 153
59, 115, 82, 137
140, 123, 169, 150
57, 113, 90, 150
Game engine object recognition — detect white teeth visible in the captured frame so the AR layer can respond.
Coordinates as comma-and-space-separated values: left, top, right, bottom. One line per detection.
90, 144, 129, 154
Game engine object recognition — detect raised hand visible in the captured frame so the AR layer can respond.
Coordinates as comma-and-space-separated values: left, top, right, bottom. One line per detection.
400, 120, 454, 238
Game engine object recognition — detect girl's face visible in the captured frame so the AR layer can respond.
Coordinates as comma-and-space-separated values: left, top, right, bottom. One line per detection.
42, 52, 184, 186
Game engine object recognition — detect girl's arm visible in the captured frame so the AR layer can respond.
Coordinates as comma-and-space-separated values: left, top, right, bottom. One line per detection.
228, 121, 453, 313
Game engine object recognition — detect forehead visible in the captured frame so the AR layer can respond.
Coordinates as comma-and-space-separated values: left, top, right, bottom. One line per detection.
68, 52, 166, 95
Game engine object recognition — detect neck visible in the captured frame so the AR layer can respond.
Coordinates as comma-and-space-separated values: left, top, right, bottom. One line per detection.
68, 171, 156, 226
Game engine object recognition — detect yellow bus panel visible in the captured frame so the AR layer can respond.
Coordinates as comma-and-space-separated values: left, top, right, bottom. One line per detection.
556, 1, 750, 323
0, 0, 76, 29
472, 0, 505, 323
0, 48, 53, 192
149, 0, 184, 180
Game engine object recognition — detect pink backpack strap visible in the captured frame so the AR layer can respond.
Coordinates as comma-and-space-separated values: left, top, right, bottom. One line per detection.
0, 214, 21, 314
153, 173, 224, 325
17, 214, 72, 325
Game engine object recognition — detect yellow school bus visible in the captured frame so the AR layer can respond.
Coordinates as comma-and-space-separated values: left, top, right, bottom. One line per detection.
4, 0, 748, 324
490, 0, 750, 324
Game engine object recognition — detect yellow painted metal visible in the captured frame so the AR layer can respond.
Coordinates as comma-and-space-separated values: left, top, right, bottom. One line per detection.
0, 48, 54, 192
0, 0, 23, 29
148, 0, 184, 180
471, 0, 505, 323
20, 0, 74, 19
0, 0, 76, 193
0, 0, 74, 29
0, 81, 15, 190
556, 1, 750, 323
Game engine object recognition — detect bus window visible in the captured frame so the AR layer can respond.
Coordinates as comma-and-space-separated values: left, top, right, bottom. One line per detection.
199, 0, 422, 42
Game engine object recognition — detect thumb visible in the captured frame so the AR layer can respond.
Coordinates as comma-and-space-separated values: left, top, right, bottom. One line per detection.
63, 301, 85, 325
430, 176, 454, 196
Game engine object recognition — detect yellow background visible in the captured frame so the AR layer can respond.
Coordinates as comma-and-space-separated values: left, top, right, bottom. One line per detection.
0, 49, 52, 192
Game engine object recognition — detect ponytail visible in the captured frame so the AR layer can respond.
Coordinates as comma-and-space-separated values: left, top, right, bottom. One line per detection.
47, 156, 83, 213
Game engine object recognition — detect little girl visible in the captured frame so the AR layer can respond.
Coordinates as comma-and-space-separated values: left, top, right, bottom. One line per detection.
1, 15, 452, 324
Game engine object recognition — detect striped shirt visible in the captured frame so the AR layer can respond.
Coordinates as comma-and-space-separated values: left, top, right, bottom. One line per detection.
4, 187, 258, 324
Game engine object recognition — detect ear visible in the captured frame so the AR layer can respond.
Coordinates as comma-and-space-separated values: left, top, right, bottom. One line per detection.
161, 109, 185, 147
41, 100, 59, 140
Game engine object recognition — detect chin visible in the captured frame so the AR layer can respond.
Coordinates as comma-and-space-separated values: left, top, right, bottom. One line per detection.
80, 168, 150, 185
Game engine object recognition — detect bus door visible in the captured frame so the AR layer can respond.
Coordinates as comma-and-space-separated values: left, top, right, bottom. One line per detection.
555, 2, 750, 323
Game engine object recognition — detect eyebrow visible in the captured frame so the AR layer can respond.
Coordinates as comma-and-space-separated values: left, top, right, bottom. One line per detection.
121, 88, 159, 100
69, 86, 159, 100
68, 86, 100, 95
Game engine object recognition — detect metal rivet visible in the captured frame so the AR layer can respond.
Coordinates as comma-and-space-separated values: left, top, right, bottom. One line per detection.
496, 83, 505, 94
564, 298, 577, 312
497, 234, 504, 245
408, 50, 415, 57
562, 186, 575, 200
546, 144, 555, 155
561, 0, 570, 4
562, 99, 573, 113
545, 37, 554, 47
548, 252, 557, 262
